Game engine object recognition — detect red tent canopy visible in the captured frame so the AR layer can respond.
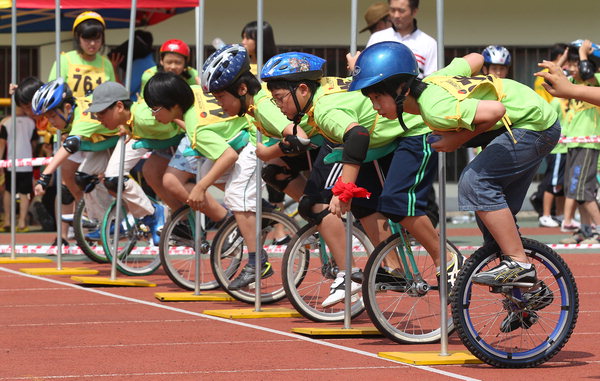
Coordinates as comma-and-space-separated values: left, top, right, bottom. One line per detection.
16, 0, 199, 8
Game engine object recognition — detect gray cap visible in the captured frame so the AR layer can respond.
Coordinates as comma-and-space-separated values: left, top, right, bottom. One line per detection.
85, 82, 130, 113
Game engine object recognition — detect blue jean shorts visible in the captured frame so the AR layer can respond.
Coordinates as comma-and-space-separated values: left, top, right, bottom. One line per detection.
168, 135, 199, 174
458, 120, 561, 214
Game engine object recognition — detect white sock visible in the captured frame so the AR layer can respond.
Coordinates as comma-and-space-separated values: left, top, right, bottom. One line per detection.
515, 261, 532, 269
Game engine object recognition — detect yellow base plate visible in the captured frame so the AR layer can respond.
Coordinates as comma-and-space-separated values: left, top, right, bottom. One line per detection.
379, 350, 482, 365
203, 307, 301, 319
155, 292, 235, 301
20, 267, 99, 275
291, 327, 381, 336
0, 257, 53, 264
70, 276, 156, 287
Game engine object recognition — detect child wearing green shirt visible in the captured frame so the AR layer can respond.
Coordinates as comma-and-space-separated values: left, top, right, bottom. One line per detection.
350, 41, 560, 298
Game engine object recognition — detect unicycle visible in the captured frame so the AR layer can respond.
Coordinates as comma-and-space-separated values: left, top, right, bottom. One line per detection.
451, 237, 578, 368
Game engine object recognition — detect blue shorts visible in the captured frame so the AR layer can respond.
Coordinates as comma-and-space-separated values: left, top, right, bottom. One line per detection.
458, 121, 561, 214
542, 153, 566, 195
303, 142, 392, 217
168, 136, 199, 174
377, 134, 437, 221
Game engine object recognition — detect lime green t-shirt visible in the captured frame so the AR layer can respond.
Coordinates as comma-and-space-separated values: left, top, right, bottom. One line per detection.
419, 58, 557, 133
549, 97, 569, 154
311, 90, 429, 148
48, 50, 116, 99
185, 86, 253, 160
249, 88, 293, 139
69, 95, 118, 141
140, 66, 199, 96
562, 73, 600, 149
129, 100, 182, 140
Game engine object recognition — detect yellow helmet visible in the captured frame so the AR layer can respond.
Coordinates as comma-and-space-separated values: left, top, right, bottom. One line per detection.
72, 11, 106, 32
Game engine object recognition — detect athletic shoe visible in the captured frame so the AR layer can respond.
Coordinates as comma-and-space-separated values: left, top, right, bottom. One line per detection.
539, 215, 559, 228
437, 252, 466, 293
85, 228, 102, 241
142, 203, 165, 246
471, 258, 537, 287
321, 276, 362, 308
580, 234, 600, 244
559, 230, 585, 244
228, 262, 274, 290
500, 311, 539, 333
524, 281, 554, 311
351, 267, 407, 288
50, 237, 70, 247
561, 220, 581, 232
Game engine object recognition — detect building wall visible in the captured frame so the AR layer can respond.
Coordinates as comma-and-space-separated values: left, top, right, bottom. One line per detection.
1, 0, 598, 79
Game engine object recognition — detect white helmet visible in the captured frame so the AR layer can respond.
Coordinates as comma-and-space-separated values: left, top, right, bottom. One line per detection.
482, 45, 511, 66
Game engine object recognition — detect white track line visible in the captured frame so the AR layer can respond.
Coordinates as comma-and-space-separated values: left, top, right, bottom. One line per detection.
0, 266, 479, 381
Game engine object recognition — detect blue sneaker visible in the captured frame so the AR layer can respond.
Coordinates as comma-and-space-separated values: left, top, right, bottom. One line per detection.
85, 228, 101, 241
142, 203, 165, 246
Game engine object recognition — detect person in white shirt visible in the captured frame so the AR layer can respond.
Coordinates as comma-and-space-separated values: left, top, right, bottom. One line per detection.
348, 0, 437, 79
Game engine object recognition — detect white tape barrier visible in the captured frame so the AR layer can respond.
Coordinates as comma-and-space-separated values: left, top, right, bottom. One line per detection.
0, 152, 152, 169
0, 136, 596, 169
1, 243, 600, 256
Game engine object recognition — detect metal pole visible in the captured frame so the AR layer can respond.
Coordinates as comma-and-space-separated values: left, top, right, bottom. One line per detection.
436, 0, 449, 357
54, 0, 63, 268
110, 0, 138, 280
193, 3, 205, 296
342, 0, 359, 330
254, 0, 264, 312
9, 0, 16, 259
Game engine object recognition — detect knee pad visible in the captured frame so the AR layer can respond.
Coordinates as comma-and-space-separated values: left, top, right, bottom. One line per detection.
298, 195, 329, 225
75, 171, 99, 193
262, 164, 298, 193
60, 184, 75, 205
103, 176, 127, 193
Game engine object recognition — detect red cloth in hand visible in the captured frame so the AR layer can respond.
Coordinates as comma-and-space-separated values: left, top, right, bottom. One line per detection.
331, 177, 371, 203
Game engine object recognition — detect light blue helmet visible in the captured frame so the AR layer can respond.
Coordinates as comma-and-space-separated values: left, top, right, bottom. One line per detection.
349, 41, 419, 92
31, 78, 70, 115
261, 52, 326, 82
570, 39, 600, 61
482, 45, 511, 66
201, 44, 250, 92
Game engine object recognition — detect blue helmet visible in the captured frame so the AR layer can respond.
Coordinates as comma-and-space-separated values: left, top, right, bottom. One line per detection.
349, 41, 419, 92
261, 52, 326, 82
482, 45, 511, 66
31, 78, 70, 115
202, 44, 250, 92
570, 39, 600, 60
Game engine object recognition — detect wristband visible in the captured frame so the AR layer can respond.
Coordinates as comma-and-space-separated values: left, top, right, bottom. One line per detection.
331, 176, 371, 203
37, 173, 52, 190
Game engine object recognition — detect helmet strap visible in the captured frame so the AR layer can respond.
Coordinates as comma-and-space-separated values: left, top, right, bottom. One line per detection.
392, 78, 414, 132
289, 84, 315, 134
58, 102, 75, 126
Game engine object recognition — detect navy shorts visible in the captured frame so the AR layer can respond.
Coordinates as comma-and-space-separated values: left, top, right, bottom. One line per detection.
377, 134, 437, 221
303, 142, 392, 216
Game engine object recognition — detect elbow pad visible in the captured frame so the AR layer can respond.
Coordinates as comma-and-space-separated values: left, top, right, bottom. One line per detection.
579, 60, 597, 81
341, 125, 370, 165
63, 135, 81, 154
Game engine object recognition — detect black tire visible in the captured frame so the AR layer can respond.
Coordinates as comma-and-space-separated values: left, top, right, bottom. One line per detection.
101, 200, 162, 276
159, 205, 221, 290
73, 199, 107, 263
451, 237, 579, 368
282, 222, 371, 322
210, 210, 299, 304
362, 232, 457, 344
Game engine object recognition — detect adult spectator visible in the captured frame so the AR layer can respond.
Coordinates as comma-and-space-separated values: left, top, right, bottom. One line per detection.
366, 0, 437, 78
360, 2, 391, 35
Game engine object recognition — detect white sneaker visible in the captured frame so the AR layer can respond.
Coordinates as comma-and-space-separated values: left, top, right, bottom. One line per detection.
322, 276, 361, 308
67, 226, 75, 240
539, 215, 559, 228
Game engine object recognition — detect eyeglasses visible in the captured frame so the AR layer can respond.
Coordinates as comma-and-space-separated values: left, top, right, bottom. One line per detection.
270, 92, 292, 106
150, 106, 163, 114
